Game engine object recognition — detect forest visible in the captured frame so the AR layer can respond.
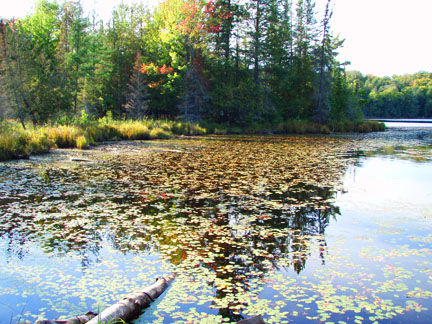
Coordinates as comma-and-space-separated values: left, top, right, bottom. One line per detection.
348, 71, 432, 119
0, 0, 366, 130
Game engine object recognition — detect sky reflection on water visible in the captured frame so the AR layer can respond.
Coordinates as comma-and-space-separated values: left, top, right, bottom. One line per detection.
0, 129, 431, 323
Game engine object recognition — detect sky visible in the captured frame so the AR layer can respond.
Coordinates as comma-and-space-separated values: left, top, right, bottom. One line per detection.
1, 0, 431, 77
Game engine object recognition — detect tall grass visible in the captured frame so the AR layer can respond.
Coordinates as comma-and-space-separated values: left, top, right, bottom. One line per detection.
204, 119, 385, 135
0, 116, 384, 162
0, 123, 52, 161
0, 118, 207, 161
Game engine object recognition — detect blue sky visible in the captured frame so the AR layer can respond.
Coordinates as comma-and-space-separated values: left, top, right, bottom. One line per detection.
1, 0, 431, 77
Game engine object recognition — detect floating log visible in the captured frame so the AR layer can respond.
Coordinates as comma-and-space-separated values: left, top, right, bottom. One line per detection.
236, 315, 266, 324
86, 274, 175, 324
35, 311, 97, 324
69, 157, 95, 162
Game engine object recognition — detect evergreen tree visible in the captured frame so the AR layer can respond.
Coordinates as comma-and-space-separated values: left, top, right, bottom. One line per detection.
180, 54, 210, 122
104, 3, 147, 117
0, 19, 32, 127
0, 0, 376, 126
58, 0, 90, 114
314, 0, 333, 123
123, 54, 149, 119
81, 11, 107, 115
20, 0, 69, 124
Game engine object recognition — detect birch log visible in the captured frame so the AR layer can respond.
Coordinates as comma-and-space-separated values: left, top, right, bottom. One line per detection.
36, 312, 97, 324
236, 315, 266, 324
86, 274, 174, 324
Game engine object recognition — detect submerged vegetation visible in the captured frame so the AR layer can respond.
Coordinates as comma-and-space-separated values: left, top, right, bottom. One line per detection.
0, 132, 431, 323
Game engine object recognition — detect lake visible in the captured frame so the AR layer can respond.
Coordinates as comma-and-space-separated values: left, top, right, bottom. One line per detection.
369, 119, 432, 128
0, 125, 431, 323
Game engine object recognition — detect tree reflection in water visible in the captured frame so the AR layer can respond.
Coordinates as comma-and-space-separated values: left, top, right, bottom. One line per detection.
0, 136, 353, 322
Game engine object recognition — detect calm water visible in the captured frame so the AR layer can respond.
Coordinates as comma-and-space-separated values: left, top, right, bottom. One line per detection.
0, 126, 431, 323
371, 119, 432, 128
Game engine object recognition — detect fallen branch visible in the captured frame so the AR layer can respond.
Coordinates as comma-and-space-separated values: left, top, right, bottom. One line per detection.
69, 157, 96, 162
236, 315, 266, 324
36, 311, 97, 324
86, 274, 175, 324
35, 274, 174, 324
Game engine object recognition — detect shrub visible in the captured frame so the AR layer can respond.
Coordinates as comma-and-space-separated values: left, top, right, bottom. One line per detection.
0, 131, 28, 160
44, 125, 79, 148
244, 123, 263, 134
214, 128, 227, 135
356, 120, 385, 133
160, 122, 172, 132
320, 124, 331, 134
76, 135, 90, 149
27, 131, 52, 154
116, 122, 150, 140
172, 121, 206, 135
0, 118, 205, 161
150, 127, 171, 139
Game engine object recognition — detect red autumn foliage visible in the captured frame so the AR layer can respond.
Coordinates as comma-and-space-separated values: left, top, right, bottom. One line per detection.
209, 25, 222, 33
140, 63, 174, 75
140, 63, 150, 74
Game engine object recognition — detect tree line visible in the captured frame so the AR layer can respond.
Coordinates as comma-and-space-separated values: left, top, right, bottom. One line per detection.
0, 0, 362, 128
347, 71, 432, 119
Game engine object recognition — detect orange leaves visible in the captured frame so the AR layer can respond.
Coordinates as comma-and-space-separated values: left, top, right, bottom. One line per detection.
142, 63, 175, 89
258, 215, 271, 220
178, 0, 202, 35
203, 0, 216, 14
159, 64, 167, 74
177, 0, 230, 37
140, 63, 150, 74
159, 64, 174, 74
140, 62, 174, 75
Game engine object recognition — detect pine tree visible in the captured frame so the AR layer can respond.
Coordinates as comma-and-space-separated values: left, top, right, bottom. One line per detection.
286, 0, 318, 119
123, 54, 149, 119
180, 54, 209, 122
58, 1, 90, 114
314, 0, 333, 123
81, 11, 106, 116
0, 19, 34, 127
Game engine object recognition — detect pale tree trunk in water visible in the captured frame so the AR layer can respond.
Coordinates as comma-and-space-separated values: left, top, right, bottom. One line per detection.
36, 275, 174, 324
86, 274, 175, 324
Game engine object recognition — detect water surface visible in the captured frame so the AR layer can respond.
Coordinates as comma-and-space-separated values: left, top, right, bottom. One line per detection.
0, 128, 431, 323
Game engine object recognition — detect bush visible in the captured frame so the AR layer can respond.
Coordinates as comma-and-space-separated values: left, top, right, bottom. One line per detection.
172, 121, 206, 136
320, 124, 331, 134
44, 125, 79, 148
243, 123, 263, 134
116, 122, 151, 140
0, 131, 28, 160
150, 127, 171, 139
76, 135, 90, 149
356, 120, 385, 133
0, 118, 205, 161
27, 131, 52, 154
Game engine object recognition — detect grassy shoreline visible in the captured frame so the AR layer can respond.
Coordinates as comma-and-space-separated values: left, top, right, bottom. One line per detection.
0, 118, 384, 161
204, 119, 385, 135
0, 119, 206, 161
